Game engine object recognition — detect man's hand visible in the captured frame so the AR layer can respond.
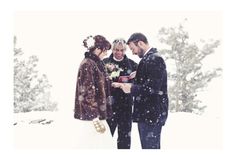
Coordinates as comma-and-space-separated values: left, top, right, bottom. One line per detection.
121, 83, 132, 93
111, 82, 123, 88
112, 82, 132, 93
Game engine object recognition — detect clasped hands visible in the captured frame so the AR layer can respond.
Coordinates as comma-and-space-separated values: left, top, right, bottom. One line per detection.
112, 82, 132, 93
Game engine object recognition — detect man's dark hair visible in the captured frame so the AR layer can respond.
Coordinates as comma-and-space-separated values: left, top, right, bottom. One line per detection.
127, 33, 148, 45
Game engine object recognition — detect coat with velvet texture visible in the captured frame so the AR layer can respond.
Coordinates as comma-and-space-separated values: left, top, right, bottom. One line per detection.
131, 48, 169, 125
74, 52, 113, 120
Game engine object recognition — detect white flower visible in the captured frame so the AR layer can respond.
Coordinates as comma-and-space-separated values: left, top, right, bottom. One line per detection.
87, 36, 95, 49
110, 70, 121, 79
105, 63, 123, 79
105, 63, 116, 72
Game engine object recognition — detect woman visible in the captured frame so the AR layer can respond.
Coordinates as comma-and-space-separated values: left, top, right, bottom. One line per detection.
74, 35, 115, 148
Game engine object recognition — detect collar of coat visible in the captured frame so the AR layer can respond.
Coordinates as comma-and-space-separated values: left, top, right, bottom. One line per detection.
84, 51, 106, 73
108, 53, 128, 62
142, 48, 158, 60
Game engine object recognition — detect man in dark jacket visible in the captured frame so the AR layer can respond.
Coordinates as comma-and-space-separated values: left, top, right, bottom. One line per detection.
112, 33, 169, 149
103, 38, 138, 149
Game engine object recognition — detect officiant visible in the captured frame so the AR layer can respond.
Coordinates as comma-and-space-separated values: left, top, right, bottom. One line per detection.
103, 38, 137, 149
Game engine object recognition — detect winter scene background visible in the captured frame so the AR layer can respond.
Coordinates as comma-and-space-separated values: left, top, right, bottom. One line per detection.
13, 11, 222, 150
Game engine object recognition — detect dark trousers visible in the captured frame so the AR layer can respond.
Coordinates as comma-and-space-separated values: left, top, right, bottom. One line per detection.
138, 122, 163, 149
107, 110, 132, 149
117, 119, 132, 149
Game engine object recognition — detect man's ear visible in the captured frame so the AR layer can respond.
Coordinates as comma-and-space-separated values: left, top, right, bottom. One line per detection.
137, 41, 144, 47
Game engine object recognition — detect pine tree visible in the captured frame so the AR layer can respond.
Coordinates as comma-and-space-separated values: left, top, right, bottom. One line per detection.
158, 22, 222, 114
14, 36, 57, 112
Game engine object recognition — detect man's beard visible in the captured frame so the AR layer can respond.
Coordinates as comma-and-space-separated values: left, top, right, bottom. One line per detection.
138, 48, 145, 58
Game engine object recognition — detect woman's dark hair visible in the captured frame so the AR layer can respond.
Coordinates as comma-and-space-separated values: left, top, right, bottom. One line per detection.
127, 33, 148, 45
83, 35, 111, 52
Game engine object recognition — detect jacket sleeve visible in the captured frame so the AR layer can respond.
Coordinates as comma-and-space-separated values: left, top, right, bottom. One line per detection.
129, 59, 138, 71
131, 56, 166, 96
78, 62, 98, 117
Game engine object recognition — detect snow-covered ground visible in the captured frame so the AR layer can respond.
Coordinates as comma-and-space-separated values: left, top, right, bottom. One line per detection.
14, 111, 222, 149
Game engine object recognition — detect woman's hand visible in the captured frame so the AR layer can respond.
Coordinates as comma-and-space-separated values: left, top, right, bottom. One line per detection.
120, 83, 132, 93
92, 118, 106, 133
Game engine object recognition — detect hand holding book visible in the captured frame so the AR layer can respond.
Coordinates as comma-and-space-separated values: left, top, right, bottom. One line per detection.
118, 71, 136, 83
129, 71, 136, 79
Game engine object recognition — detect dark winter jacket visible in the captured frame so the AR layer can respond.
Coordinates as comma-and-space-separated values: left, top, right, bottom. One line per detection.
103, 54, 138, 136
74, 52, 113, 120
103, 54, 138, 104
131, 48, 169, 125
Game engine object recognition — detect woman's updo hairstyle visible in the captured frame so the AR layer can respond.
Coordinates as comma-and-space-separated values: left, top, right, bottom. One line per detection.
83, 35, 111, 52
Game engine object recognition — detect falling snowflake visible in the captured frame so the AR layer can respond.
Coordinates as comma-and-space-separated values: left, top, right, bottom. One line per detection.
135, 96, 141, 101
147, 132, 154, 138
80, 86, 86, 93
99, 105, 106, 111
128, 131, 131, 137
162, 112, 167, 115
78, 95, 84, 101
127, 69, 132, 74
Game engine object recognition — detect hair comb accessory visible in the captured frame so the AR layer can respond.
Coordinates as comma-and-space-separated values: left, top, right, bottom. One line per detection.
86, 35, 95, 49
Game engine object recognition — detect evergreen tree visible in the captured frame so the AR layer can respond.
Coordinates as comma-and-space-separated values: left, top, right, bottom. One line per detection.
14, 36, 57, 112
158, 23, 222, 114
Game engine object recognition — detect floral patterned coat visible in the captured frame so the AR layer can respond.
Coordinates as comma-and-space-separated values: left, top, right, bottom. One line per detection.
74, 52, 113, 120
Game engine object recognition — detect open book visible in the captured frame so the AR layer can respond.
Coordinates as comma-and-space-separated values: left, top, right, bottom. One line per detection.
118, 71, 136, 83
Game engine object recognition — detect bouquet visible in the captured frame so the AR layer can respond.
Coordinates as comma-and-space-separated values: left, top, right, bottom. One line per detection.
105, 63, 136, 83
105, 63, 123, 79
